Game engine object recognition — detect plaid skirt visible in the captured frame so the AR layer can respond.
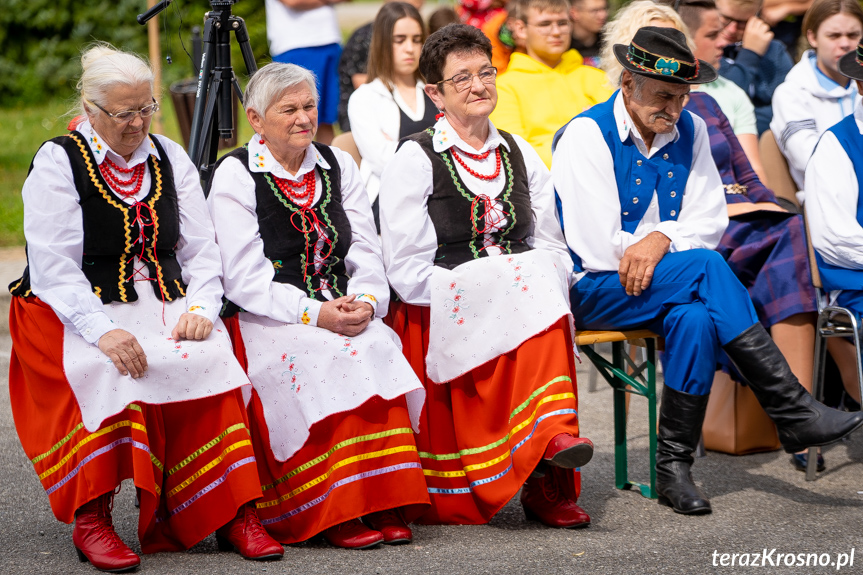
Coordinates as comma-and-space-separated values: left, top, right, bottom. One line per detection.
715, 211, 816, 328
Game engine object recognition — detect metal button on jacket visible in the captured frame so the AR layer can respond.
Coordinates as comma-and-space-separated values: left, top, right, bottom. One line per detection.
667, 171, 673, 178
670, 210, 677, 216
633, 197, 639, 204
670, 191, 677, 198
663, 153, 669, 160
635, 178, 641, 185
636, 160, 643, 166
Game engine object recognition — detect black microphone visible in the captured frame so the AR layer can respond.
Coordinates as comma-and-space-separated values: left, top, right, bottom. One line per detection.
137, 0, 173, 25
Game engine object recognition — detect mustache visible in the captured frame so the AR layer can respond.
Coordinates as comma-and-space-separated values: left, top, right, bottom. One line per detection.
650, 112, 675, 123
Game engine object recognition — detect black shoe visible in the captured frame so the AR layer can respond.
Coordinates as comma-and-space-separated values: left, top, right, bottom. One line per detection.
841, 391, 861, 413
791, 452, 826, 472
723, 324, 863, 453
656, 387, 712, 515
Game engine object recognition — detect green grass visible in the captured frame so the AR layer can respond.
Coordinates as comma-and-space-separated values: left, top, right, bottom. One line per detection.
0, 95, 255, 247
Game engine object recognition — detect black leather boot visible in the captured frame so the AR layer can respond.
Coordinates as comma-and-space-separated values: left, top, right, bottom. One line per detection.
656, 386, 712, 515
724, 323, 863, 453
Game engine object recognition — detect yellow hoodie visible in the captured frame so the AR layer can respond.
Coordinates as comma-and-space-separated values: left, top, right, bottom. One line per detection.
491, 50, 613, 167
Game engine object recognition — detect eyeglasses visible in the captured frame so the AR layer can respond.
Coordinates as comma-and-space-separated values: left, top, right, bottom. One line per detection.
88, 99, 160, 123
527, 18, 572, 34
718, 12, 750, 29
437, 66, 498, 93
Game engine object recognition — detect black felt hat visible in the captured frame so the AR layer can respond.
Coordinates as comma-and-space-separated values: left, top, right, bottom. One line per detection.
612, 26, 717, 85
838, 42, 863, 82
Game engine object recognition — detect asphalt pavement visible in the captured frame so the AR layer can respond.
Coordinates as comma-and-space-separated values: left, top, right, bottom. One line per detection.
2, 327, 863, 575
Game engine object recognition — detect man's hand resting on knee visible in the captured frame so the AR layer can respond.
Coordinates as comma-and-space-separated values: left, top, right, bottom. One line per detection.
619, 231, 672, 296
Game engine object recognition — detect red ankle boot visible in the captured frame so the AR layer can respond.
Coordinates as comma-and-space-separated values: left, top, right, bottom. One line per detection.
520, 470, 590, 529
72, 492, 141, 573
323, 518, 384, 549
364, 509, 412, 544
215, 504, 284, 561
542, 434, 594, 469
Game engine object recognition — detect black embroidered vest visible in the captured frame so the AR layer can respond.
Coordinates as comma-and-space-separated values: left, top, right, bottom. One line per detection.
400, 128, 533, 270
211, 143, 352, 300
9, 133, 185, 303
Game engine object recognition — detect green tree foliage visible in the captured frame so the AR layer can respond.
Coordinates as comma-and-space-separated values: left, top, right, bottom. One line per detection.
0, 0, 269, 106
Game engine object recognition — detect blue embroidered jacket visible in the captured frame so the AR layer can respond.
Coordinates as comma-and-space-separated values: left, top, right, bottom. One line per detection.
552, 90, 695, 271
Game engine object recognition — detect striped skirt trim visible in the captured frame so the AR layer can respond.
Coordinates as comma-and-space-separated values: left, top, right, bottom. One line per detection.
387, 302, 582, 525
248, 393, 430, 544
9, 295, 262, 553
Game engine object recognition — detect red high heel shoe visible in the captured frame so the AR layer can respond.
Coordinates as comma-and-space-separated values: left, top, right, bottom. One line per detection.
72, 492, 141, 573
364, 509, 412, 544
215, 504, 284, 561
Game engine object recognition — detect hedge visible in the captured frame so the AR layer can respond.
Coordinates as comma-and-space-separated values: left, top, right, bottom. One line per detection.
0, 0, 269, 105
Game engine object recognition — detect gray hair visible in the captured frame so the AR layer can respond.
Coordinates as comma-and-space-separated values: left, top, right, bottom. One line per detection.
243, 63, 319, 116
629, 70, 650, 98
600, 1, 691, 89
77, 43, 154, 116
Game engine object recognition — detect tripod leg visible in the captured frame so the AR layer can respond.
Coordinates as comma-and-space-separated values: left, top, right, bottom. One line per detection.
197, 74, 224, 190
189, 21, 217, 168
231, 77, 244, 105
232, 17, 259, 80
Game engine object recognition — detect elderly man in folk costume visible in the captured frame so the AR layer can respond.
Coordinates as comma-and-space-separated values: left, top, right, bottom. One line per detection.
552, 26, 863, 515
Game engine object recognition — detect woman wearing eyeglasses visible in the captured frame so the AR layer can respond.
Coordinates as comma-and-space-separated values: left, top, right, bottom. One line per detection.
348, 2, 436, 219
379, 24, 594, 528
7, 44, 285, 571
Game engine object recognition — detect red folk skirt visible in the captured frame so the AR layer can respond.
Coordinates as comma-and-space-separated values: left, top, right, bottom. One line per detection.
8, 297, 263, 553
387, 302, 582, 525
223, 316, 430, 543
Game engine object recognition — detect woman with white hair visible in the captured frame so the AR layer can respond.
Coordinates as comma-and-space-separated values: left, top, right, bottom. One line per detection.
206, 62, 429, 549
7, 44, 284, 572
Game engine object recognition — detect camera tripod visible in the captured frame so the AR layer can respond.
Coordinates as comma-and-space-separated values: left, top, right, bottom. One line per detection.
139, 0, 258, 183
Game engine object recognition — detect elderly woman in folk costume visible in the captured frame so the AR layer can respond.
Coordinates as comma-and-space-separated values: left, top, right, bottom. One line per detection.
379, 24, 594, 528
7, 45, 283, 573
206, 62, 429, 550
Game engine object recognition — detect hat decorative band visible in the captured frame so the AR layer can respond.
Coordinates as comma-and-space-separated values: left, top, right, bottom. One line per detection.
626, 43, 700, 80
857, 44, 863, 67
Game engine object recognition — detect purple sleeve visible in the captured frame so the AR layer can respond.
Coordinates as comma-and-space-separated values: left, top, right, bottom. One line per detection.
711, 97, 778, 205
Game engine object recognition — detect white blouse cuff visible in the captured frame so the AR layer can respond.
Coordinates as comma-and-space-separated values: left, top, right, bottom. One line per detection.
298, 297, 323, 327
78, 312, 118, 346
355, 293, 380, 314
186, 301, 217, 323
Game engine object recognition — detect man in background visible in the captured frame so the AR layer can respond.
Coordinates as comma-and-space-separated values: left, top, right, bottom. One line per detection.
492, 0, 611, 167
266, 0, 346, 144
716, 0, 794, 134
570, 0, 608, 67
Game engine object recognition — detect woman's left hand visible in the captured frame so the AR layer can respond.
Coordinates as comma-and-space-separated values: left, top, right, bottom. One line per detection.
172, 313, 214, 341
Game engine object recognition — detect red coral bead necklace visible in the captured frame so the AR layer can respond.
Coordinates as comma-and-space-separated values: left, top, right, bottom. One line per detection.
99, 157, 146, 197
451, 146, 501, 181
272, 171, 316, 209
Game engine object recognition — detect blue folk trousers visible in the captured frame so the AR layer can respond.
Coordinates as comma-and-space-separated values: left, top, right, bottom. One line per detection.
571, 250, 759, 395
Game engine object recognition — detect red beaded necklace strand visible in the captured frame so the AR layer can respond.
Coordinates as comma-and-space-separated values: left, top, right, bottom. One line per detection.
272, 171, 316, 209
99, 157, 146, 197
451, 146, 501, 181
